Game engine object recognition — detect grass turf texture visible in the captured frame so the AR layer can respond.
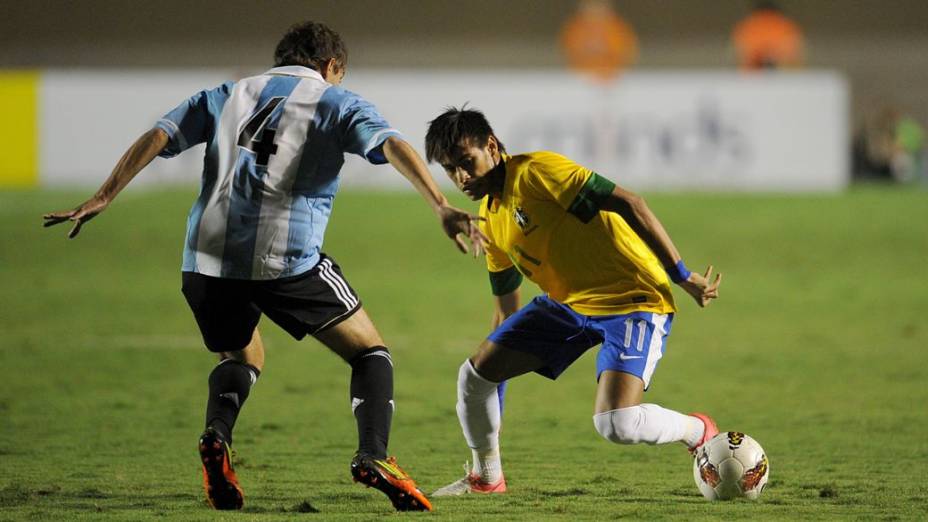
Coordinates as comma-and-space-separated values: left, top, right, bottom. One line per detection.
1, 187, 926, 520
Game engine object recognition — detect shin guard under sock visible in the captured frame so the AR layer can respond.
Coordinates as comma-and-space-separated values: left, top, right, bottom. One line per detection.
349, 347, 394, 459
205, 359, 260, 444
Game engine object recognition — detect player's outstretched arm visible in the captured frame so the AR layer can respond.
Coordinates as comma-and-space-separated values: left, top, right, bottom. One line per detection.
43, 128, 170, 238
382, 136, 488, 256
600, 184, 721, 307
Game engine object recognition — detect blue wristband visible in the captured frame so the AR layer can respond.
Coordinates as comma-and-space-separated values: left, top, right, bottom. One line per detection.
667, 260, 691, 283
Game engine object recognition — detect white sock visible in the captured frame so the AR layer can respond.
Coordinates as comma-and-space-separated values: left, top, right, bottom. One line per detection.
471, 446, 503, 483
456, 360, 503, 482
593, 404, 704, 446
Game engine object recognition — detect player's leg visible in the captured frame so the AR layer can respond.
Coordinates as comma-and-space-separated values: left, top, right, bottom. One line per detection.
465, 338, 548, 476
435, 296, 594, 496
254, 254, 429, 511
257, 254, 399, 461
196, 332, 262, 510
591, 313, 716, 451
313, 308, 392, 460
313, 308, 431, 511
252, 255, 391, 456
594, 370, 704, 445
455, 340, 545, 490
207, 328, 264, 444
181, 272, 263, 510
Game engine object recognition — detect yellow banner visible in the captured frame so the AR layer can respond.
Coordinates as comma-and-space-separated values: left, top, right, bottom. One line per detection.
0, 71, 39, 187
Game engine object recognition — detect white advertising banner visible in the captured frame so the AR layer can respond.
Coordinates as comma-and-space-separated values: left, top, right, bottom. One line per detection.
40, 69, 849, 191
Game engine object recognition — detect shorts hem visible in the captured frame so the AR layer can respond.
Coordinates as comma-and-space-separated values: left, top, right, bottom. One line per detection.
596, 368, 651, 390
312, 301, 362, 335
484, 338, 572, 381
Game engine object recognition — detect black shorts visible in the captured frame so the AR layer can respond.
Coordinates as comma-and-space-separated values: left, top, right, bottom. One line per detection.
181, 254, 361, 352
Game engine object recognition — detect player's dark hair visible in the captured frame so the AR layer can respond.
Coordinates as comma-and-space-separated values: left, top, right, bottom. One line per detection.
274, 21, 347, 72
425, 106, 506, 163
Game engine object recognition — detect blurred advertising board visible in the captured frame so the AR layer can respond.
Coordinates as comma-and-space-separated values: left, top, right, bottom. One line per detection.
17, 70, 848, 191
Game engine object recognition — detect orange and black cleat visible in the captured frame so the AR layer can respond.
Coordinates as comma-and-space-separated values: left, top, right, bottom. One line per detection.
351, 454, 433, 511
198, 428, 244, 510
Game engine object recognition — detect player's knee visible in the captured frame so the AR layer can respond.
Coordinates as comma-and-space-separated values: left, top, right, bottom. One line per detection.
221, 351, 263, 374
204, 328, 253, 354
209, 359, 260, 392
220, 340, 265, 372
593, 407, 643, 445
348, 346, 392, 367
457, 359, 498, 402
245, 359, 264, 373
349, 346, 393, 402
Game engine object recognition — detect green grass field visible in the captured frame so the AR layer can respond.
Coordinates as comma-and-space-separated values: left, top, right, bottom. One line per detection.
1, 187, 927, 520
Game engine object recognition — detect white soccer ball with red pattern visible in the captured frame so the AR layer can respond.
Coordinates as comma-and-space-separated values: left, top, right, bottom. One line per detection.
693, 431, 769, 500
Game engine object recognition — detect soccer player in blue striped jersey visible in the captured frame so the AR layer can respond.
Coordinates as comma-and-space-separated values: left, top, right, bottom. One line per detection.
44, 21, 484, 513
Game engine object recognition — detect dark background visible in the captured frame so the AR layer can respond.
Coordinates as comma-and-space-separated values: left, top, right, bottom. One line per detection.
2, 0, 926, 127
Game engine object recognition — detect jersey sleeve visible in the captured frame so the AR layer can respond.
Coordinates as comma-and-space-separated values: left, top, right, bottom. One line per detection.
488, 265, 522, 296
522, 152, 616, 223
335, 90, 403, 165
155, 81, 234, 158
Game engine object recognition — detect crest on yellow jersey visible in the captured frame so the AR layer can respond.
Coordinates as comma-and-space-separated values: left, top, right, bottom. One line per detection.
514, 207, 530, 229
513, 207, 539, 236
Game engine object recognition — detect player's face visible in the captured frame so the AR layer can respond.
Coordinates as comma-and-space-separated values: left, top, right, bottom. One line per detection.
440, 136, 501, 200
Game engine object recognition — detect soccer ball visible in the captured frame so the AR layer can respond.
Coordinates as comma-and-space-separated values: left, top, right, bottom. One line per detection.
693, 432, 769, 500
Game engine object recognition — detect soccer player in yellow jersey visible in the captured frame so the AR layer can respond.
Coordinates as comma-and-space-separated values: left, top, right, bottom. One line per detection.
425, 107, 723, 495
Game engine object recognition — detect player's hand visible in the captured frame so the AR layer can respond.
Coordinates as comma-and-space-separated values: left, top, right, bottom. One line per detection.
437, 204, 488, 257
678, 265, 722, 307
42, 196, 110, 239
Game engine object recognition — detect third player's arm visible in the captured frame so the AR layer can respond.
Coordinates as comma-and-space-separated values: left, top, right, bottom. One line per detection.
43, 128, 170, 238
492, 289, 521, 329
489, 266, 523, 327
382, 136, 486, 254
600, 184, 721, 306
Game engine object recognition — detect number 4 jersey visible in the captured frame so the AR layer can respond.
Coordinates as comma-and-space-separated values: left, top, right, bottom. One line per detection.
479, 151, 676, 316
155, 66, 401, 280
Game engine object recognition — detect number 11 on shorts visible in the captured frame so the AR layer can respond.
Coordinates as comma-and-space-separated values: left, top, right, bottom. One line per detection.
623, 318, 647, 352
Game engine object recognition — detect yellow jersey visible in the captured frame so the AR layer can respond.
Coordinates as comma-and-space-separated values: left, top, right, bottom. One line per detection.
479, 151, 675, 316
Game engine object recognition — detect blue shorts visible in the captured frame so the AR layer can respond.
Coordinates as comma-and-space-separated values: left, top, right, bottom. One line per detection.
487, 295, 673, 389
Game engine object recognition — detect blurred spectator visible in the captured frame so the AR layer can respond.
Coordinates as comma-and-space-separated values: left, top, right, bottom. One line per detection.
732, 1, 804, 70
560, 0, 638, 82
853, 107, 925, 183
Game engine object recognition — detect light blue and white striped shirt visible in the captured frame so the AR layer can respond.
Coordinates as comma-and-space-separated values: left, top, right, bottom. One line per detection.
155, 66, 400, 280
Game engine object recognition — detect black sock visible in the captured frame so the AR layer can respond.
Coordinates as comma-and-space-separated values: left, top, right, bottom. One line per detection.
349, 347, 394, 460
205, 359, 260, 445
